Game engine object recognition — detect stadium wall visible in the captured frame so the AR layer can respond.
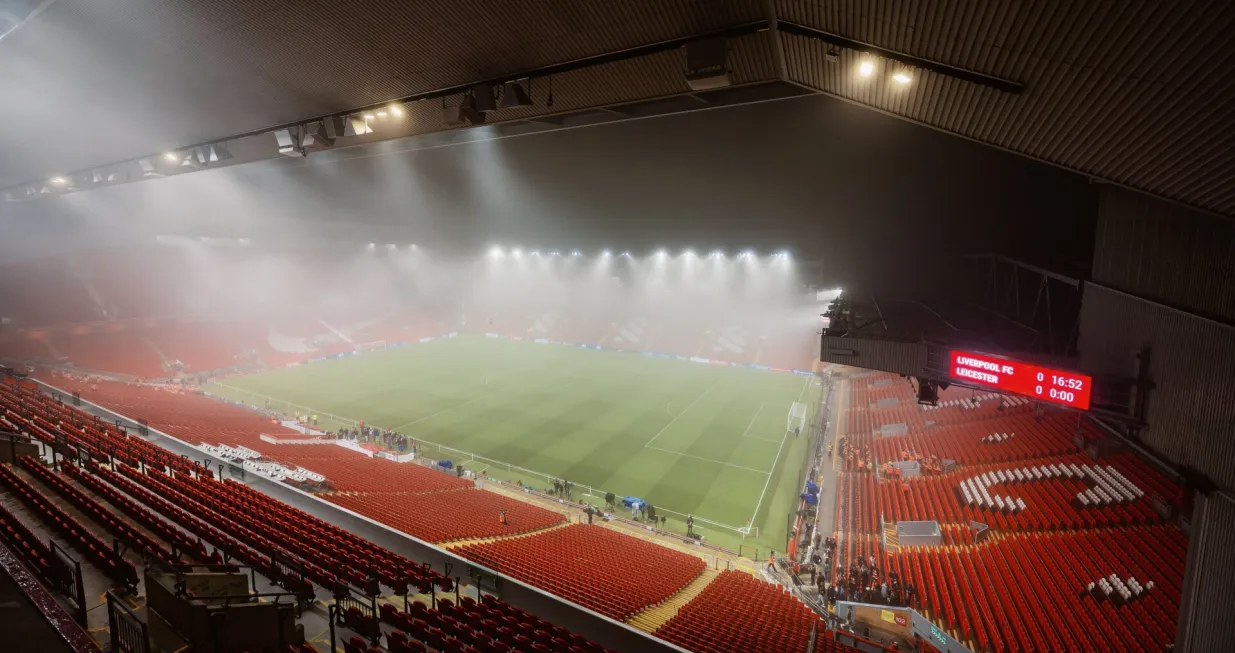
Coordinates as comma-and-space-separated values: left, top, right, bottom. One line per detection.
1077, 284, 1235, 492
1092, 186, 1235, 322
1175, 492, 1235, 653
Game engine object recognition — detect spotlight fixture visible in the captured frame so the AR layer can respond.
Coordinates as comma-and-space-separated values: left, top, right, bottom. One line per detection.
683, 249, 695, 258
376, 110, 388, 118
711, 249, 724, 258
601, 249, 611, 257
741, 250, 755, 259
488, 246, 503, 258
49, 177, 67, 185
363, 113, 376, 120
655, 249, 667, 259
531, 251, 540, 257
858, 59, 876, 78
390, 105, 404, 117
499, 79, 534, 109
163, 152, 179, 162
892, 68, 913, 86
622, 252, 632, 258
512, 248, 523, 259
571, 250, 581, 257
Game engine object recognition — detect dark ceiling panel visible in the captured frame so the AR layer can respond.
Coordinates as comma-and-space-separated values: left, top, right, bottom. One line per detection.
778, 0, 1235, 216
3, 0, 1234, 219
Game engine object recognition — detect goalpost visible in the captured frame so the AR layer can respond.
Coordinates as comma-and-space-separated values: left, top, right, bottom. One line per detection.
787, 401, 807, 433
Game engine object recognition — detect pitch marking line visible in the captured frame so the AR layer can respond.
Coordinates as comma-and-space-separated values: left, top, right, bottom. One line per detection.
393, 396, 485, 430
644, 378, 722, 448
747, 376, 813, 528
644, 445, 772, 475
741, 402, 780, 442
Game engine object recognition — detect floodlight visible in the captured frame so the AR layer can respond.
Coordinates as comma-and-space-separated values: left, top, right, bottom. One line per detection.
571, 250, 581, 257
390, 105, 404, 117
489, 246, 503, 258
386, 243, 396, 250
376, 110, 388, 118
858, 60, 876, 78
741, 250, 754, 259
367, 243, 376, 249
683, 249, 695, 258
655, 249, 667, 259
711, 250, 723, 258
363, 113, 376, 120
892, 68, 913, 85
49, 177, 67, 185
551, 250, 561, 257
601, 249, 611, 257
163, 152, 180, 162
531, 251, 540, 257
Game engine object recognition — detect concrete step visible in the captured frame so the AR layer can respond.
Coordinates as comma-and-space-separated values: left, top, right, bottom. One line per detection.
626, 567, 720, 634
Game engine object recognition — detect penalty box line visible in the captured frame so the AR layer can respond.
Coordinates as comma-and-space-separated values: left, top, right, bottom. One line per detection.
643, 445, 772, 475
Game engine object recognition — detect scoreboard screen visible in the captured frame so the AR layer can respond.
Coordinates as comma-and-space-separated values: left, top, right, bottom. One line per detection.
949, 350, 1092, 410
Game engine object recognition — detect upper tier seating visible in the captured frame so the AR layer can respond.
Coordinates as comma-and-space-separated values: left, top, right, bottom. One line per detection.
0, 259, 99, 326
458, 524, 706, 621
874, 411, 1093, 466
55, 331, 165, 377
656, 570, 824, 653
878, 454, 1169, 531
146, 324, 242, 372
324, 489, 566, 543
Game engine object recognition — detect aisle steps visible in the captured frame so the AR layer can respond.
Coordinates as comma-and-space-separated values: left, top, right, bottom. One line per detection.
626, 568, 720, 633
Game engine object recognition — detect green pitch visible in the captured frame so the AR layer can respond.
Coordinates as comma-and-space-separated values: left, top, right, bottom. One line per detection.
209, 336, 819, 554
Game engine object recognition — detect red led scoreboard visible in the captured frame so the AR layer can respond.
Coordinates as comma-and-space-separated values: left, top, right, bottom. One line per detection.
949, 350, 1092, 410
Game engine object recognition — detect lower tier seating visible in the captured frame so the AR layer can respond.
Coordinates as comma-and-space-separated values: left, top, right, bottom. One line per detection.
324, 489, 566, 543
0, 462, 137, 588
458, 524, 706, 621
381, 594, 614, 653
655, 570, 824, 653
889, 526, 1184, 653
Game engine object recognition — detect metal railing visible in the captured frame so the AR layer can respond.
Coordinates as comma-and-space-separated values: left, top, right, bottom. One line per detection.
106, 590, 150, 653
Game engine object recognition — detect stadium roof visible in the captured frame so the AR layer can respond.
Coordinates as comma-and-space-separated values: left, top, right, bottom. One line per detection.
4, 1, 1234, 216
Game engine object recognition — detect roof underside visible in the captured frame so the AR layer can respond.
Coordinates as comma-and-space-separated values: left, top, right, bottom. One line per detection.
3, 0, 1234, 216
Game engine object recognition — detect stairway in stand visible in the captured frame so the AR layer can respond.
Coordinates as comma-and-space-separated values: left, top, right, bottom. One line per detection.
627, 568, 720, 633
883, 522, 900, 554
441, 520, 572, 549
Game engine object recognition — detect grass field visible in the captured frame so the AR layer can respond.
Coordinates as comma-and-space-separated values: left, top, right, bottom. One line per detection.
209, 336, 821, 554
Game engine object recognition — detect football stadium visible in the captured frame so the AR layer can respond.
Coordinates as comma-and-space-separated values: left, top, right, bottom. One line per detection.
2, 3, 1234, 653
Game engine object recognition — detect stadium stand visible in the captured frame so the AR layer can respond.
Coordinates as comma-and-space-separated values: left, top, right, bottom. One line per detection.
655, 569, 824, 653
458, 524, 707, 621
53, 331, 166, 378
325, 488, 566, 543
828, 370, 1188, 653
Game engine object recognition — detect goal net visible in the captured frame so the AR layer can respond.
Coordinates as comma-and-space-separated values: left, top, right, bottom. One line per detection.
787, 402, 807, 433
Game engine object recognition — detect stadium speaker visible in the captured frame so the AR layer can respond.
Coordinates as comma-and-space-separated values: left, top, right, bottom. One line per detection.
458, 94, 486, 125
472, 84, 497, 112
916, 378, 940, 406
685, 37, 730, 91
273, 128, 305, 157
499, 80, 533, 109
137, 158, 163, 178
300, 122, 334, 149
